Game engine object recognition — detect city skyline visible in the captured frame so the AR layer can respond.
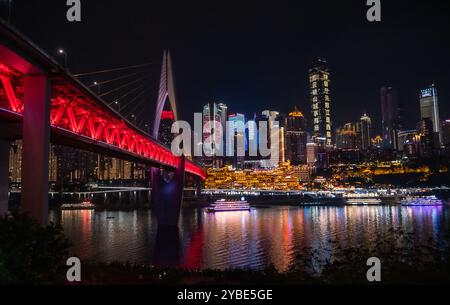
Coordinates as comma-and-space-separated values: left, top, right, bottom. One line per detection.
4, 1, 449, 135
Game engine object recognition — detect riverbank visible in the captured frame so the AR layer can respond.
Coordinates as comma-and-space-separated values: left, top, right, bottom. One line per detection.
75, 254, 450, 285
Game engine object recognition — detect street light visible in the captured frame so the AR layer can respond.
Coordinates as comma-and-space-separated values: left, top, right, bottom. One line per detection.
93, 81, 101, 94
113, 100, 121, 112
57, 48, 68, 68
130, 114, 137, 125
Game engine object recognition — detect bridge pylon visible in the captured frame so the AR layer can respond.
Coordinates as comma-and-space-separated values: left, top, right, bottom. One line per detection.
151, 50, 186, 227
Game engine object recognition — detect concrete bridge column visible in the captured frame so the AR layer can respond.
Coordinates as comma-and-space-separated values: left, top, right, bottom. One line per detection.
151, 156, 185, 227
21, 75, 50, 225
0, 140, 9, 217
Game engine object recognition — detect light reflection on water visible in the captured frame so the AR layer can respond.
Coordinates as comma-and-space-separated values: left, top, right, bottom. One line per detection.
49, 205, 449, 272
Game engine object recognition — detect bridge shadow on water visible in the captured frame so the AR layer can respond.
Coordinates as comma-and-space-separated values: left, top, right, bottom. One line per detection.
152, 226, 181, 268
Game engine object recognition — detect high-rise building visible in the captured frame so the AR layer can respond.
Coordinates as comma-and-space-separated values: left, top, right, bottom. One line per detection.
159, 110, 175, 147
284, 107, 307, 165
336, 122, 359, 150
420, 84, 441, 146
380, 86, 402, 150
359, 114, 372, 150
397, 130, 420, 158
259, 110, 282, 167
309, 57, 333, 146
306, 143, 318, 167
228, 113, 246, 169
202, 102, 227, 168
442, 120, 450, 148
417, 118, 434, 157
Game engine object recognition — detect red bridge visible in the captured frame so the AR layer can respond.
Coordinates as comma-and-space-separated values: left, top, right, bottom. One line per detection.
0, 19, 206, 225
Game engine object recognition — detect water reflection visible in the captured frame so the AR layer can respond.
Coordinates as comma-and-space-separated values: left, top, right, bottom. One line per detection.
49, 205, 449, 272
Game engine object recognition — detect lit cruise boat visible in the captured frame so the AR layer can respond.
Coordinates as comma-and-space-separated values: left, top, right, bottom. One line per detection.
206, 198, 251, 213
401, 195, 444, 206
346, 198, 382, 205
61, 200, 95, 210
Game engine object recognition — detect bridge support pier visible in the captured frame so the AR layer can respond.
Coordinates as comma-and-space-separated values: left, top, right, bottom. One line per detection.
21, 76, 50, 225
151, 156, 185, 227
0, 140, 9, 217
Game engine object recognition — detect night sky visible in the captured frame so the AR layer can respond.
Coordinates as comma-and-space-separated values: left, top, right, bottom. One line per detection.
3, 0, 450, 135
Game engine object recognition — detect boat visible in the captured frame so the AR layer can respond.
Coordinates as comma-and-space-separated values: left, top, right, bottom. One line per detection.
401, 195, 444, 206
61, 200, 95, 210
301, 191, 345, 205
206, 198, 251, 213
346, 198, 382, 205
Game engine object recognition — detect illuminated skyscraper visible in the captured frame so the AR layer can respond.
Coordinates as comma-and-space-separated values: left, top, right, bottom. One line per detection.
306, 143, 317, 167
359, 113, 372, 150
420, 84, 441, 146
309, 57, 332, 146
443, 120, 450, 148
202, 102, 228, 168
381, 86, 402, 150
285, 107, 307, 165
228, 113, 246, 169
417, 118, 434, 157
159, 110, 175, 147
336, 122, 359, 149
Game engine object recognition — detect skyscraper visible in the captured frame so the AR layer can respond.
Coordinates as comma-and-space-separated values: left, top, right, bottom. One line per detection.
228, 113, 246, 169
380, 86, 402, 150
443, 120, 450, 148
202, 102, 227, 167
417, 118, 434, 157
420, 84, 441, 146
336, 122, 359, 150
359, 113, 372, 150
309, 57, 332, 146
306, 143, 317, 167
284, 107, 307, 165
159, 110, 175, 147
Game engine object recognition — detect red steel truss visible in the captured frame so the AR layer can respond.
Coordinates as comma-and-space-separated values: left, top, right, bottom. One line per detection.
0, 63, 206, 180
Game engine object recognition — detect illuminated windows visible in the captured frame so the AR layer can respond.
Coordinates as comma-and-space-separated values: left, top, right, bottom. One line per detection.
309, 58, 333, 145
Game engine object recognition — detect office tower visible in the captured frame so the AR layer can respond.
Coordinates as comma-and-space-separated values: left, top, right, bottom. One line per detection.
309, 57, 332, 146
359, 113, 372, 150
284, 107, 307, 165
417, 118, 434, 157
306, 143, 318, 167
228, 113, 246, 169
247, 113, 258, 158
202, 102, 227, 168
397, 130, 420, 158
420, 84, 441, 146
380, 86, 402, 150
257, 110, 282, 166
159, 110, 175, 147
336, 122, 359, 149
443, 120, 450, 148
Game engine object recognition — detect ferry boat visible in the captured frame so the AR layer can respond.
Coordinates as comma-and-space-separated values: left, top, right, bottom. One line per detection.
346, 198, 382, 205
206, 199, 251, 213
61, 200, 95, 210
401, 195, 444, 206
301, 191, 345, 205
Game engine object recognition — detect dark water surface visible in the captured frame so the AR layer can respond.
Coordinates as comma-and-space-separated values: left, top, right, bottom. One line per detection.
49, 205, 450, 272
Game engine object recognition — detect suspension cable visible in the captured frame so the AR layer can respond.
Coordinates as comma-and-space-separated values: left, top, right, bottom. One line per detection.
73, 63, 153, 77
